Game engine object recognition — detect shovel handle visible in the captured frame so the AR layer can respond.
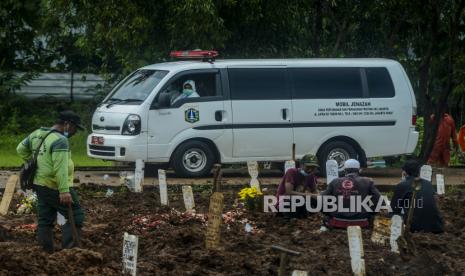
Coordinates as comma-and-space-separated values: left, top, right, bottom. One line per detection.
67, 202, 81, 247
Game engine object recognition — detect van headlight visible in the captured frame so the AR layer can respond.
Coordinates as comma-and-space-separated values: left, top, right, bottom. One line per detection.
122, 114, 141, 135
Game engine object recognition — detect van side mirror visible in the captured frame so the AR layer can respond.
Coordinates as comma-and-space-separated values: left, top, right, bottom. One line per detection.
153, 93, 171, 109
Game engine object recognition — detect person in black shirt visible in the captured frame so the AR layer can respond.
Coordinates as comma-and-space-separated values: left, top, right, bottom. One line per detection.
390, 160, 444, 233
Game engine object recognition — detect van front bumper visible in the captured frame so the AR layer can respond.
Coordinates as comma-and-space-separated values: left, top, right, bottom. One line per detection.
87, 133, 147, 161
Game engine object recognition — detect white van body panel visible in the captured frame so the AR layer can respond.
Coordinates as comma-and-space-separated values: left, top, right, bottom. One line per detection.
87, 58, 419, 172
231, 99, 293, 158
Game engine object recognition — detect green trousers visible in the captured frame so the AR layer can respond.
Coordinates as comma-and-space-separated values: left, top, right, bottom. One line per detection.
34, 185, 85, 252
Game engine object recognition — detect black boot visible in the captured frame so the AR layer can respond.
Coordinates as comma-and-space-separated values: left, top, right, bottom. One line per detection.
61, 222, 81, 249
37, 226, 54, 253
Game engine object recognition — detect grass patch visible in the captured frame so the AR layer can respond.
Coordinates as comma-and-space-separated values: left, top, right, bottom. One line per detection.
0, 131, 110, 167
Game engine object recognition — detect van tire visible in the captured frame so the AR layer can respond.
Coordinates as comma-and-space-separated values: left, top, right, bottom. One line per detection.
319, 141, 358, 173
171, 140, 215, 177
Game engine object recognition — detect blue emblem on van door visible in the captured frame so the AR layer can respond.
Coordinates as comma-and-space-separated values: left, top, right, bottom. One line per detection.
185, 108, 199, 123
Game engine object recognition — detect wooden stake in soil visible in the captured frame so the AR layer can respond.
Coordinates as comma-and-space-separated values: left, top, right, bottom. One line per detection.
271, 245, 301, 276
420, 165, 432, 182
347, 226, 366, 276
122, 232, 139, 276
212, 164, 222, 193
292, 143, 296, 161
370, 216, 391, 246
0, 175, 18, 216
205, 192, 224, 250
398, 177, 421, 257
182, 186, 195, 213
436, 174, 445, 195
158, 169, 168, 205
284, 143, 297, 173
134, 159, 144, 192
326, 160, 339, 184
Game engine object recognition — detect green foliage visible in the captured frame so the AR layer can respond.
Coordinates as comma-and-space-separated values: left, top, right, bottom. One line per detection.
1, 0, 465, 161
0, 79, 109, 167
0, 131, 108, 167
414, 117, 425, 157
0, 95, 98, 135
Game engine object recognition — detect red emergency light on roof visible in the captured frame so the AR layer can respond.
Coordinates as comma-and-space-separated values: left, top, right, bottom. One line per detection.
170, 50, 218, 62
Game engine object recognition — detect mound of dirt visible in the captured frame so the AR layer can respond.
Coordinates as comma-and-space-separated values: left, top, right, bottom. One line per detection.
0, 185, 464, 275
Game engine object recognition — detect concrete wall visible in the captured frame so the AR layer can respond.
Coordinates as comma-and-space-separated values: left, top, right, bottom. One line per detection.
16, 72, 106, 100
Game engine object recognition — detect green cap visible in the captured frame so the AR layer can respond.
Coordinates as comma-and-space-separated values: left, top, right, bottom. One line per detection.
300, 154, 320, 168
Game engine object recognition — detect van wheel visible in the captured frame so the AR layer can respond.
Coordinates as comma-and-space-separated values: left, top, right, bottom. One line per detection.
319, 141, 358, 171
171, 140, 215, 177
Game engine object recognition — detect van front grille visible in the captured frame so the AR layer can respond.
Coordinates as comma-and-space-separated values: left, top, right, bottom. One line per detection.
89, 145, 116, 157
92, 124, 120, 131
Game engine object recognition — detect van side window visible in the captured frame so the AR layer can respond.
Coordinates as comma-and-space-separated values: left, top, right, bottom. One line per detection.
366, 67, 395, 98
228, 68, 289, 100
291, 68, 363, 99
158, 72, 220, 107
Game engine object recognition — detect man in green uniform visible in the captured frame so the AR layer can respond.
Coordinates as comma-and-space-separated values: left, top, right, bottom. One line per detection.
17, 110, 85, 252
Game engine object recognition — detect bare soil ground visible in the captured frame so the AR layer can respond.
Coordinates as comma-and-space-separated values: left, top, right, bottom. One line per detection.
1, 183, 464, 275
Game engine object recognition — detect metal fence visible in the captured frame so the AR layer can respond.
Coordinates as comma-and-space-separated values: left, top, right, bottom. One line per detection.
16, 72, 106, 101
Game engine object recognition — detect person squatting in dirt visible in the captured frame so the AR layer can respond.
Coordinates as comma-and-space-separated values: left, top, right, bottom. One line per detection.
427, 111, 460, 167
16, 110, 85, 253
390, 159, 444, 233
320, 159, 381, 231
275, 154, 320, 219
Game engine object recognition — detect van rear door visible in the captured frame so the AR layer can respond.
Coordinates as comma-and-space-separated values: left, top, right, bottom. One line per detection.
228, 67, 293, 158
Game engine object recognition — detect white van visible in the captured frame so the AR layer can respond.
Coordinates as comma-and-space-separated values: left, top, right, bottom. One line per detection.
87, 53, 419, 177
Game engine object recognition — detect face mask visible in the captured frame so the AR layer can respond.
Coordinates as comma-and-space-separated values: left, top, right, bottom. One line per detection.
64, 124, 74, 138
299, 169, 309, 177
183, 88, 193, 95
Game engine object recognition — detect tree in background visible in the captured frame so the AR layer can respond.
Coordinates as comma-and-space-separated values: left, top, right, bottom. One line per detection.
1, 0, 464, 160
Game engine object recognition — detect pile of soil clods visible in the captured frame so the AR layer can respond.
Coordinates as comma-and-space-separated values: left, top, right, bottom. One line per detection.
0, 185, 464, 275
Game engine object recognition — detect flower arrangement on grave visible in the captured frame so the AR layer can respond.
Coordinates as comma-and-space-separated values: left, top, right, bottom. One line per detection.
16, 192, 38, 214
238, 187, 263, 212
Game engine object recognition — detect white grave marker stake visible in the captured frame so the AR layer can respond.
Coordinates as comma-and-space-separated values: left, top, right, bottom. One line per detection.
347, 226, 366, 276
158, 169, 168, 205
436, 174, 445, 195
250, 178, 261, 192
247, 161, 259, 179
390, 215, 403, 253
134, 159, 144, 192
122, 232, 139, 276
247, 161, 261, 192
420, 165, 432, 182
292, 270, 308, 276
326, 160, 339, 184
182, 185, 195, 212
284, 160, 296, 174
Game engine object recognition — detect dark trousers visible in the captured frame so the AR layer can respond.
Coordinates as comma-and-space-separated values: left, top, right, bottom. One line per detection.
34, 185, 84, 252
278, 196, 318, 219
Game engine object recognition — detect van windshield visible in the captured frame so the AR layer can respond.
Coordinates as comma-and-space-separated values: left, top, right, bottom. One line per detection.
105, 69, 168, 105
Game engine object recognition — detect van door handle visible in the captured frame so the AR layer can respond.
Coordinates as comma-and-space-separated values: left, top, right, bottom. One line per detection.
215, 110, 223, 121
281, 108, 288, 120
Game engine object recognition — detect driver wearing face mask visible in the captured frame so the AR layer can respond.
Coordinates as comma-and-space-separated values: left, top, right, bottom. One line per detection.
171, 79, 200, 105
276, 154, 320, 219
16, 110, 85, 253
